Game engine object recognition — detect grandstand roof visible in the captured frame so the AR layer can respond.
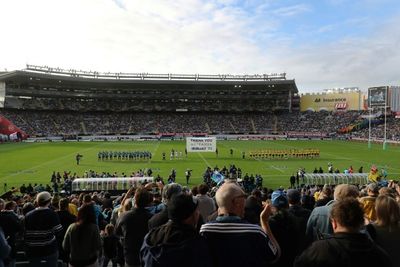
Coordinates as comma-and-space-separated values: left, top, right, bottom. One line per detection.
0, 65, 298, 93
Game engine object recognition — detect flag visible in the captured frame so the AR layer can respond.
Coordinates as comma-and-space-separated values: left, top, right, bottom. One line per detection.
211, 171, 224, 185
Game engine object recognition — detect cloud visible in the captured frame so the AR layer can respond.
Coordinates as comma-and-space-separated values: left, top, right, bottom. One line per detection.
273, 4, 311, 17
0, 0, 398, 93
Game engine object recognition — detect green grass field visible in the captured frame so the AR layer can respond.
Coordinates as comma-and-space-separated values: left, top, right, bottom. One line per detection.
0, 140, 399, 193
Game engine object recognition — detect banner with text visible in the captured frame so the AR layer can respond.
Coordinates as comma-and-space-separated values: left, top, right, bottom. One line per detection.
186, 137, 216, 152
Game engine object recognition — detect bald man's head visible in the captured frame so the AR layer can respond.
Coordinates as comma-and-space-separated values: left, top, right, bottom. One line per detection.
216, 183, 246, 216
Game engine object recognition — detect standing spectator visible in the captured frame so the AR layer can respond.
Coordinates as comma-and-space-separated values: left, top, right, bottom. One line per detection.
359, 183, 379, 223
141, 194, 211, 267
287, 189, 311, 252
116, 187, 153, 267
102, 224, 119, 267
148, 183, 182, 230
195, 184, 216, 223
366, 195, 400, 266
24, 191, 63, 266
244, 189, 263, 225
294, 198, 391, 267
63, 203, 101, 267
56, 198, 76, 264
268, 190, 301, 267
314, 185, 333, 207
200, 182, 280, 267
0, 227, 11, 267
306, 184, 359, 241
0, 200, 22, 267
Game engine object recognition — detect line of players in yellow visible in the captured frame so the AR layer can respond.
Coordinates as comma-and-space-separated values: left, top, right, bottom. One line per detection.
249, 148, 320, 160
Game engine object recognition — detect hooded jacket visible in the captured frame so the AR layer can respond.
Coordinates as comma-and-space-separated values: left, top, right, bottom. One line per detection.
140, 221, 211, 267
294, 232, 392, 267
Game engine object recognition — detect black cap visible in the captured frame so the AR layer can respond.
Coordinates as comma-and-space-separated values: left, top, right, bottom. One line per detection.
168, 194, 198, 222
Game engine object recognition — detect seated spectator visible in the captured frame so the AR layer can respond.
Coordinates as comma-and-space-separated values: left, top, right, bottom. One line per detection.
63, 203, 102, 267
141, 194, 211, 267
294, 198, 392, 267
200, 182, 280, 267
366, 195, 400, 266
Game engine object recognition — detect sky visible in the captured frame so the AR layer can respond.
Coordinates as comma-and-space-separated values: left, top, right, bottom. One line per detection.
0, 0, 399, 93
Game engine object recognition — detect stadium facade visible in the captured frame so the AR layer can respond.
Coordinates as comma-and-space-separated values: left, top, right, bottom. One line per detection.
0, 65, 299, 113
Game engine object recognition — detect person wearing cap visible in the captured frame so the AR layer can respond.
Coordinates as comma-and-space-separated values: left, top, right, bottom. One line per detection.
359, 183, 379, 222
200, 182, 280, 267
24, 191, 63, 266
148, 183, 183, 230
306, 184, 359, 242
287, 189, 311, 251
268, 190, 302, 267
294, 198, 391, 267
141, 194, 211, 267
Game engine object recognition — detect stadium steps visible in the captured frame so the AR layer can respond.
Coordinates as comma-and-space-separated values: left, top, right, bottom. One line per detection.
229, 121, 237, 133
273, 115, 278, 133
81, 121, 87, 135
250, 118, 257, 133
205, 122, 211, 133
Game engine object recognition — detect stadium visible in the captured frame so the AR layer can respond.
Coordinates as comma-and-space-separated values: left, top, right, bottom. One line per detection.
1, 65, 400, 267
0, 65, 400, 191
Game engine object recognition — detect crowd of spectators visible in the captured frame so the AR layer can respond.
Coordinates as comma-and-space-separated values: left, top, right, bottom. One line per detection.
1, 109, 384, 137
1, 178, 399, 267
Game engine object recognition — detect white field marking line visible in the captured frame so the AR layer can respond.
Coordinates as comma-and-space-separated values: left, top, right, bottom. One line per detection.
270, 165, 285, 173
267, 140, 400, 172
148, 142, 161, 164
197, 152, 212, 168
0, 144, 103, 180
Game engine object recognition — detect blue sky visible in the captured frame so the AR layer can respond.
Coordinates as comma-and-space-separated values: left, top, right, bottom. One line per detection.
0, 0, 399, 92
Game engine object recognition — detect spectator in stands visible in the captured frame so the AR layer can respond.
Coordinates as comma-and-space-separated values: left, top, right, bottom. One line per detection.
287, 189, 311, 251
244, 189, 263, 225
195, 184, 216, 223
200, 182, 280, 267
141, 194, 211, 267
56, 198, 76, 264
294, 198, 392, 267
306, 184, 359, 241
116, 187, 153, 267
101, 224, 119, 267
359, 183, 379, 223
366, 195, 400, 266
314, 185, 333, 207
24, 191, 63, 266
268, 190, 301, 267
0, 227, 11, 267
0, 200, 22, 267
148, 183, 182, 230
63, 203, 101, 267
